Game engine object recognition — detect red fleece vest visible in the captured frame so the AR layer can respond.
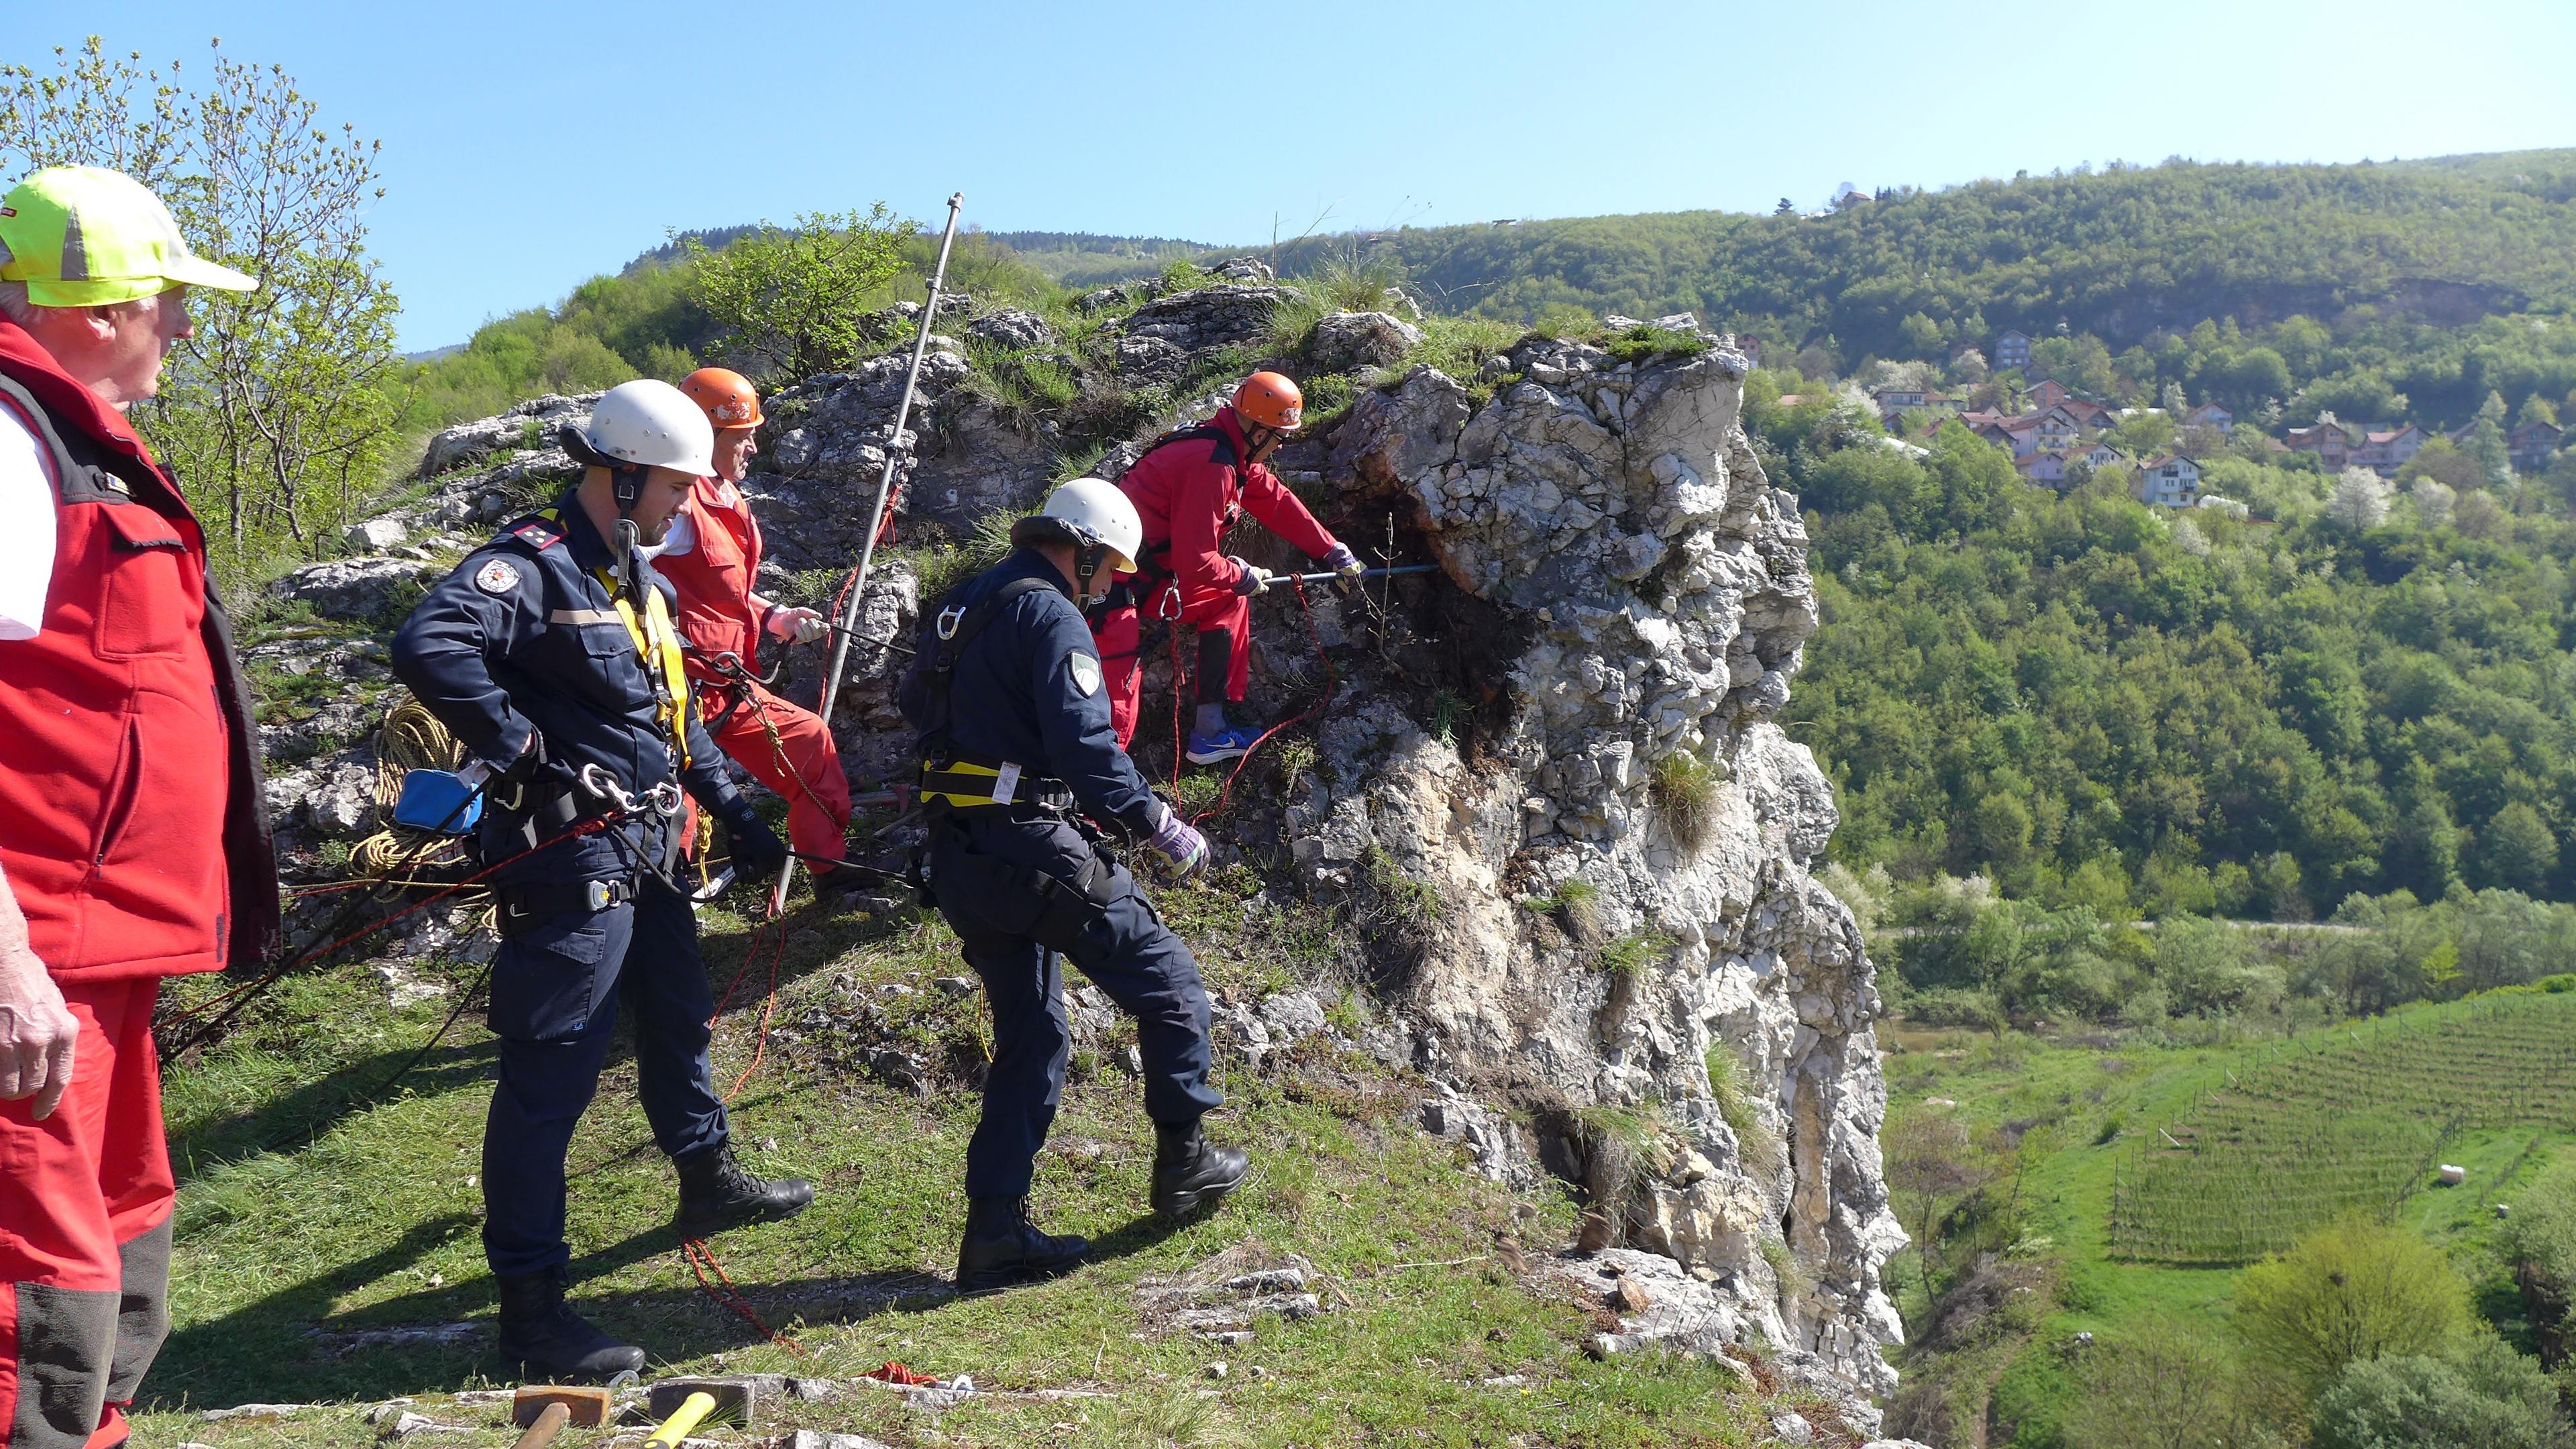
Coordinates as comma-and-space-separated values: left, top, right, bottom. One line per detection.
660, 474, 765, 673
0, 335, 235, 979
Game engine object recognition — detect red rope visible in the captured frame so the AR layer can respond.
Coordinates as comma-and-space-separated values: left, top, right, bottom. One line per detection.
681, 1236, 808, 1356
1187, 576, 1336, 826
170, 813, 623, 1029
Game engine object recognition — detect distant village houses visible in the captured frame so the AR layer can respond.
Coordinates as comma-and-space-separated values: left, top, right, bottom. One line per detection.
2351, 425, 2426, 476
1994, 329, 2033, 371
2137, 455, 2202, 508
2510, 420, 2565, 475
2285, 417, 2353, 470
2183, 402, 2235, 434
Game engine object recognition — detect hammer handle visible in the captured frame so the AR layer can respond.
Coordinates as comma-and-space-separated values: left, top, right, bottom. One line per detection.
511, 1402, 571, 1449
646, 1391, 716, 1449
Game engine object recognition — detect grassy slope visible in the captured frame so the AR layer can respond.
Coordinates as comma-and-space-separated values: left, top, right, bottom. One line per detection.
1884, 997, 2576, 1443
134, 861, 1784, 1448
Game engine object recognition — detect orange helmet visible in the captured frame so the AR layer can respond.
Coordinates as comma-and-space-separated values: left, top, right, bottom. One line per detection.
680, 366, 764, 430
1232, 371, 1303, 431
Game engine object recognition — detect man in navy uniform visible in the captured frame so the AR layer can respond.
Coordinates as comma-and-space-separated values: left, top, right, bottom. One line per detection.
901, 478, 1252, 1293
392, 380, 812, 1380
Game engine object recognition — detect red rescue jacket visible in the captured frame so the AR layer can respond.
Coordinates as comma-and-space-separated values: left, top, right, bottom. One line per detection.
0, 321, 278, 980
658, 474, 765, 678
1117, 406, 1338, 619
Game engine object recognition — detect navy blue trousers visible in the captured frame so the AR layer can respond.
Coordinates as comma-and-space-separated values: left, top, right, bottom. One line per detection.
480, 877, 728, 1276
934, 814, 1222, 1198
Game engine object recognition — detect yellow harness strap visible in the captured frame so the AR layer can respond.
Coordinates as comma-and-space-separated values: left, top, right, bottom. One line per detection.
593, 566, 694, 768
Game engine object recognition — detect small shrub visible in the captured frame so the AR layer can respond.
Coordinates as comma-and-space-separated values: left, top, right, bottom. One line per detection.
1650, 750, 1717, 851
1601, 324, 1711, 366
1705, 1044, 1780, 1167
1596, 931, 1665, 987
1555, 877, 1603, 943
2310, 1334, 2570, 1449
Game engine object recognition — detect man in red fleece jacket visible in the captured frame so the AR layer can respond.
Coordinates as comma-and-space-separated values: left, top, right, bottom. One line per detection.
1097, 372, 1362, 762
0, 165, 278, 1449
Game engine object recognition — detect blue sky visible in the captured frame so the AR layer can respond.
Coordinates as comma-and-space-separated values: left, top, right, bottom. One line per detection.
15, 1, 2576, 349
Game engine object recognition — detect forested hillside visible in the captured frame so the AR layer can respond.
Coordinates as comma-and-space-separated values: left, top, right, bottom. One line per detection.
1268, 152, 2576, 364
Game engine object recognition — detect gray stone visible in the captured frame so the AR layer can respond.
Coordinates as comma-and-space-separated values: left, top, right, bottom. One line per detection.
1309, 311, 1424, 372
271, 557, 442, 623
1113, 333, 1188, 385
344, 517, 409, 553
781, 1432, 899, 1449
962, 307, 1055, 350
1117, 284, 1298, 354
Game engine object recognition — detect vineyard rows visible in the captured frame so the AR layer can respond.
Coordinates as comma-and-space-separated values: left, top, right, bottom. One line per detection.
2106, 993, 2576, 1264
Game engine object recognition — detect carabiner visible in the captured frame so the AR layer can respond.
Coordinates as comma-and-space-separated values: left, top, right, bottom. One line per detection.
1156, 581, 1183, 622
935, 603, 968, 640
578, 761, 638, 814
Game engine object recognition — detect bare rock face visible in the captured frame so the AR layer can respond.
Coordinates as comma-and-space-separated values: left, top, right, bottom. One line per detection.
1115, 284, 1299, 355
1312, 339, 1906, 1394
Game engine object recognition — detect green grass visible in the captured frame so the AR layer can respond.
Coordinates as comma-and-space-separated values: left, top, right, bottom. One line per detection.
132, 871, 1786, 1448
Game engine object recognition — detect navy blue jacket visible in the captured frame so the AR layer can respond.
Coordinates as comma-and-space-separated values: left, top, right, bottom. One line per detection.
392, 492, 745, 877
900, 548, 1161, 838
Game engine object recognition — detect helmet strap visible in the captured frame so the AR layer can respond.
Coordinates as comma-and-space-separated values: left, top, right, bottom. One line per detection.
1074, 541, 1104, 594
610, 463, 647, 517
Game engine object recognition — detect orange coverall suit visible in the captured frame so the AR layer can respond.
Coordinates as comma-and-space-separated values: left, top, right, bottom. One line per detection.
656, 475, 852, 865
1095, 407, 1339, 747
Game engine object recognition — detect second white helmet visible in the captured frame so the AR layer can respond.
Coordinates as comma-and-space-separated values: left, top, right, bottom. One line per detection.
1020, 477, 1142, 574
582, 379, 715, 477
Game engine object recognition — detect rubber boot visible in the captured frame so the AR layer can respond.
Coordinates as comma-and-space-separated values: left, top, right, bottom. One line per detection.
1151, 1118, 1251, 1218
674, 1140, 814, 1237
494, 1267, 646, 1382
955, 1196, 1089, 1294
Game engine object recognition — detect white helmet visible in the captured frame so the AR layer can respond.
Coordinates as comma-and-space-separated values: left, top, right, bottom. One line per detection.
580, 379, 715, 477
1014, 477, 1142, 575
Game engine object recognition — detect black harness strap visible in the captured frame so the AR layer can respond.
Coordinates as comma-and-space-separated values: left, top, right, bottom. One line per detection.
915, 574, 1052, 767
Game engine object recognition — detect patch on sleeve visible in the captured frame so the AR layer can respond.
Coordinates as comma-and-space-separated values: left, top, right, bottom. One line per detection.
474, 557, 522, 595
1068, 651, 1102, 698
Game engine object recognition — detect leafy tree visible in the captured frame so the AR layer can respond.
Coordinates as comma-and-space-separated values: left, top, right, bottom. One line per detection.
682, 205, 920, 382
2328, 466, 2394, 529
2467, 389, 2514, 483
2400, 438, 2487, 491
2475, 801, 2560, 894
2, 36, 400, 575
2235, 1219, 2471, 1391
2519, 393, 2559, 429
2310, 1336, 2573, 1449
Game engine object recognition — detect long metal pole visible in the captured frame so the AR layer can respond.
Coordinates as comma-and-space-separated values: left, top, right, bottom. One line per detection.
770, 191, 964, 914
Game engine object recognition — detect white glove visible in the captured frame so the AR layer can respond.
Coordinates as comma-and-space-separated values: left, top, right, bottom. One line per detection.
767, 606, 829, 645
1229, 557, 1273, 596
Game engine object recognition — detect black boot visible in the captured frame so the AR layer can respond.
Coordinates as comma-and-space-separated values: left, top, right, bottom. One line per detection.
674, 1140, 814, 1237
494, 1267, 645, 1382
955, 1197, 1089, 1294
1152, 1118, 1251, 1218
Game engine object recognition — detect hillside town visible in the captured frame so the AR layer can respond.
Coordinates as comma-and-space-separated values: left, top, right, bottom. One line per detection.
1825, 329, 2572, 515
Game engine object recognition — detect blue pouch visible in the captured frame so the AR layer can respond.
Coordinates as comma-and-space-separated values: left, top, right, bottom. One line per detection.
393, 769, 484, 833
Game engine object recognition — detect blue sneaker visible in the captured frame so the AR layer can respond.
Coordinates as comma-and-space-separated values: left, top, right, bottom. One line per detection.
1186, 724, 1265, 765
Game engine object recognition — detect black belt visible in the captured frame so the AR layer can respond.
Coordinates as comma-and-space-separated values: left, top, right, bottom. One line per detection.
496, 875, 637, 933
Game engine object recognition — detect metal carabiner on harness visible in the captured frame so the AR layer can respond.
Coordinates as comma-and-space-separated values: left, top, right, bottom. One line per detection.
935, 602, 969, 641
578, 762, 682, 820
1156, 580, 1183, 622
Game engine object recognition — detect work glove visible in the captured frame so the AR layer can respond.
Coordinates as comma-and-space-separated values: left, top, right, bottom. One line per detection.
1229, 556, 1274, 596
766, 605, 830, 645
1147, 802, 1209, 881
1321, 542, 1364, 580
719, 803, 788, 877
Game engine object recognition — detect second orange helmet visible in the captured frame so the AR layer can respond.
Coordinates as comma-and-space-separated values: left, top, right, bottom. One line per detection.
1232, 371, 1303, 431
680, 366, 764, 430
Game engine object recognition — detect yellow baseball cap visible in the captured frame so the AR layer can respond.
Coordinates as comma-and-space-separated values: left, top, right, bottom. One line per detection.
0, 166, 258, 307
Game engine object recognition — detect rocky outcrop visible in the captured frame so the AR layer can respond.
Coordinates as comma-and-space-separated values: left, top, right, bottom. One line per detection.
1305, 334, 1907, 1393
278, 305, 1902, 1400
1309, 310, 1424, 372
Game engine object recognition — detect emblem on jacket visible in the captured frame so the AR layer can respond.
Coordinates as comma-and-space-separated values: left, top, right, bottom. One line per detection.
1069, 651, 1102, 698
474, 558, 521, 595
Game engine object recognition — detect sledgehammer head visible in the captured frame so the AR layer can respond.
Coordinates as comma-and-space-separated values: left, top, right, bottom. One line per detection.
645, 1377, 759, 1429
512, 1386, 614, 1429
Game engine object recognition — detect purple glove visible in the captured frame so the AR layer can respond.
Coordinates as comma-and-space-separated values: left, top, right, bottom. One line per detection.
1148, 802, 1208, 880
1229, 555, 1274, 596
1321, 542, 1362, 578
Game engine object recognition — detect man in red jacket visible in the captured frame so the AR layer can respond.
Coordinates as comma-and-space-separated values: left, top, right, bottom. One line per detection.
0, 166, 278, 1449
656, 368, 854, 889
1099, 372, 1362, 762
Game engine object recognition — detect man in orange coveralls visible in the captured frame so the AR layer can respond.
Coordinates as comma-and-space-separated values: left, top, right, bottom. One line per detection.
656, 368, 857, 890
1095, 372, 1364, 761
